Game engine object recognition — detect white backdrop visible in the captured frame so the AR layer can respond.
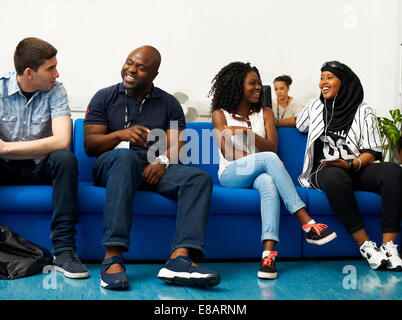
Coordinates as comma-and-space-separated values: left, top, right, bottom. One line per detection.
0, 0, 401, 118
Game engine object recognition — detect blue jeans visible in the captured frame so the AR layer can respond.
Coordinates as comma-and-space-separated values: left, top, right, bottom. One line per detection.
92, 148, 213, 260
219, 152, 305, 243
0, 149, 79, 254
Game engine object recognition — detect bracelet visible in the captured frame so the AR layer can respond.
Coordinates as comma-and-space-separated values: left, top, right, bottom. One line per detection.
354, 158, 362, 171
275, 118, 278, 127
347, 159, 354, 170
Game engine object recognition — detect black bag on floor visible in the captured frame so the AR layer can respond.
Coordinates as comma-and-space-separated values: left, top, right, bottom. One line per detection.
0, 225, 52, 280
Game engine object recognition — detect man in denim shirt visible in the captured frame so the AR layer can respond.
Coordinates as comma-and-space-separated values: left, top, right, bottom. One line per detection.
0, 37, 88, 279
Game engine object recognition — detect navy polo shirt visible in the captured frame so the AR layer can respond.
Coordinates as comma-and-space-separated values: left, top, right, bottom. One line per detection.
84, 83, 185, 152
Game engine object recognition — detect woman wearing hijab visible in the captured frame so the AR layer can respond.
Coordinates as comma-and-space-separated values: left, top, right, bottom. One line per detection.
296, 61, 402, 271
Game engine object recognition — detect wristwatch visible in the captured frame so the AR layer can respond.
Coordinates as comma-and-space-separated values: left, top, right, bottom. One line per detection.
156, 155, 170, 168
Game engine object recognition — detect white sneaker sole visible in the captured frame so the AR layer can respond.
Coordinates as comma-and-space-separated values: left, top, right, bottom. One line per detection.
100, 279, 109, 288
257, 271, 277, 280
367, 259, 389, 270
53, 265, 90, 279
306, 232, 337, 245
100, 276, 129, 290
157, 268, 220, 287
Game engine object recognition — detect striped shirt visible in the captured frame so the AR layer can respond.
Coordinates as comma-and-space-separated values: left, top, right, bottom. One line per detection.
0, 71, 70, 143
296, 98, 382, 187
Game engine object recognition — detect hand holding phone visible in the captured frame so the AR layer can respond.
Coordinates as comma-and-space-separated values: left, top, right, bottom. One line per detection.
320, 158, 350, 169
320, 159, 337, 163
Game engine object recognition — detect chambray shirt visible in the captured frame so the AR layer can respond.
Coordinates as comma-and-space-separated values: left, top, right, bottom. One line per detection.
0, 71, 71, 143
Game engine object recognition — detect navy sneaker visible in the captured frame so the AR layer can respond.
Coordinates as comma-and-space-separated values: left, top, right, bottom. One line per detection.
157, 255, 221, 288
53, 250, 89, 279
100, 256, 129, 290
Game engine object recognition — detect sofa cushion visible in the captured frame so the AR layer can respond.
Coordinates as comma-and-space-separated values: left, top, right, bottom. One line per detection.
78, 181, 309, 217
77, 181, 178, 215
181, 122, 220, 184
212, 184, 308, 215
74, 119, 95, 182
74, 120, 221, 183
276, 127, 307, 185
306, 188, 382, 216
0, 185, 53, 213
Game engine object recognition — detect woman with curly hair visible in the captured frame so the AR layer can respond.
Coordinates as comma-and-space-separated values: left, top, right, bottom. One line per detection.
210, 62, 337, 280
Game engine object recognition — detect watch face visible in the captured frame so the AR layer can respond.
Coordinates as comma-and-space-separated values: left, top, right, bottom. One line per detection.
158, 155, 169, 166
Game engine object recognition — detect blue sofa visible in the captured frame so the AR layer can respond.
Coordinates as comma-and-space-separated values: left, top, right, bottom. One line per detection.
0, 119, 399, 261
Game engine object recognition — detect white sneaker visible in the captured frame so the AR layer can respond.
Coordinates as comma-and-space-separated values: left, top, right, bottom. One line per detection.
380, 241, 402, 271
359, 240, 389, 270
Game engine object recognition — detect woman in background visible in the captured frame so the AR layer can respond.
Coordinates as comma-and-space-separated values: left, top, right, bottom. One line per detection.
272, 75, 304, 127
210, 62, 336, 280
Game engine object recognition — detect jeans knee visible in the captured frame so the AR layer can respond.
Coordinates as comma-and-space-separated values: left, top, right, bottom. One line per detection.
381, 163, 402, 186
262, 151, 281, 167
254, 173, 277, 194
112, 149, 141, 170
48, 149, 77, 171
319, 167, 350, 190
186, 167, 213, 191
197, 171, 213, 190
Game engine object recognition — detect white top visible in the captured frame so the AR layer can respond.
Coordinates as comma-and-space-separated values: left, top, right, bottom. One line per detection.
272, 98, 304, 119
217, 108, 266, 179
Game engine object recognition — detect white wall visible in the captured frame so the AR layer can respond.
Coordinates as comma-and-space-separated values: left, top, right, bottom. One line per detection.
0, 0, 401, 119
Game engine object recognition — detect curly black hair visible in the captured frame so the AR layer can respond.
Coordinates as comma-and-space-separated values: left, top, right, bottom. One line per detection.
208, 61, 264, 113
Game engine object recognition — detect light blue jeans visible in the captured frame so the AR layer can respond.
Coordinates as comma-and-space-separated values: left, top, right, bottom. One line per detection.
219, 152, 305, 243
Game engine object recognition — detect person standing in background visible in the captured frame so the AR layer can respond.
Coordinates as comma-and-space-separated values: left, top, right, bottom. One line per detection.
272, 75, 304, 127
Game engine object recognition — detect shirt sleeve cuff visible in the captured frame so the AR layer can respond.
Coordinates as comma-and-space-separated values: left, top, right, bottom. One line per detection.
360, 149, 382, 161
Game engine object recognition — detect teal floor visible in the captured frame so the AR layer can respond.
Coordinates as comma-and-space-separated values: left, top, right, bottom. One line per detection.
1, 259, 402, 300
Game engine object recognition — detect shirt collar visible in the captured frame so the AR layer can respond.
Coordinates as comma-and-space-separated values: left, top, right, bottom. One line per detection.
3, 72, 45, 97
118, 82, 161, 99
7, 72, 22, 96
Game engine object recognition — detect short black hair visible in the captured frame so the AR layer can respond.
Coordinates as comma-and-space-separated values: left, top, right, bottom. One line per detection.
14, 37, 57, 75
209, 61, 263, 113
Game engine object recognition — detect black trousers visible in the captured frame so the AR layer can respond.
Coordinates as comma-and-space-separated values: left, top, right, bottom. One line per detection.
311, 162, 402, 234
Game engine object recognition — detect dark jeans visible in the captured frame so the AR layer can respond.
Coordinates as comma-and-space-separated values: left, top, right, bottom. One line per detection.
311, 162, 402, 234
0, 149, 79, 254
92, 148, 213, 260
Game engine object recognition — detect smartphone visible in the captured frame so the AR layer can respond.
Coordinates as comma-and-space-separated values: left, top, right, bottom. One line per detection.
115, 141, 130, 149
